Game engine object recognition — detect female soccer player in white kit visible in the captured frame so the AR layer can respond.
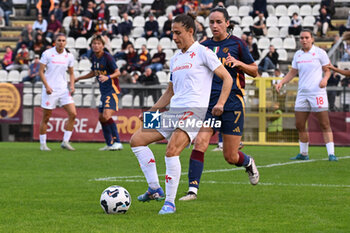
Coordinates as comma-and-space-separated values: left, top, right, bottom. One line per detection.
275, 29, 337, 161
39, 33, 77, 151
129, 13, 233, 214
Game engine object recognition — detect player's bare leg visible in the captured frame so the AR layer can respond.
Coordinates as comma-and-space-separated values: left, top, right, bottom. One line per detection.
60, 103, 77, 151
39, 108, 52, 151
292, 111, 310, 160
315, 111, 337, 161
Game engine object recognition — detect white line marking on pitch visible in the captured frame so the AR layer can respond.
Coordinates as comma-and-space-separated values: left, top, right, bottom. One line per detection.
93, 156, 350, 182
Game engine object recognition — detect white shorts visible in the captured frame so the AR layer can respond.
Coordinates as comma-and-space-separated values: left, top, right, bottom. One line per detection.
295, 92, 328, 112
156, 110, 205, 144
41, 88, 74, 109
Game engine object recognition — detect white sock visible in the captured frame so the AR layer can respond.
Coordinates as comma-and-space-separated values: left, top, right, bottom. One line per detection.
326, 142, 335, 155
188, 187, 198, 195
299, 141, 309, 156
218, 142, 223, 148
131, 146, 160, 190
63, 130, 73, 142
40, 134, 47, 144
165, 156, 181, 204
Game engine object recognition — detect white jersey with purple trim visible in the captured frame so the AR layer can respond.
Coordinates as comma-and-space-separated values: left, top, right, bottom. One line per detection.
169, 41, 222, 109
40, 47, 75, 92
292, 45, 329, 95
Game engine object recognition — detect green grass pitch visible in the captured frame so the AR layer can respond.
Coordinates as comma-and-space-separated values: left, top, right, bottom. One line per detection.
0, 142, 349, 233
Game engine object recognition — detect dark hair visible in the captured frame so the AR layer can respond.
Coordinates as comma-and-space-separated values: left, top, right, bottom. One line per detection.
55, 33, 67, 41
300, 29, 314, 38
209, 7, 234, 32
173, 13, 196, 34
91, 34, 105, 45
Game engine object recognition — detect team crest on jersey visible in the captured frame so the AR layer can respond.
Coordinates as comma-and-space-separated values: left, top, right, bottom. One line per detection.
212, 46, 220, 54
223, 47, 229, 53
100, 64, 104, 69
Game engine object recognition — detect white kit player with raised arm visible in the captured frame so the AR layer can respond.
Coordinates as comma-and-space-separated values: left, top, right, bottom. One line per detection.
39, 34, 77, 151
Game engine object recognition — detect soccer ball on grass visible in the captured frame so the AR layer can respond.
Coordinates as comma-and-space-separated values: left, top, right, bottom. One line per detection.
100, 185, 131, 214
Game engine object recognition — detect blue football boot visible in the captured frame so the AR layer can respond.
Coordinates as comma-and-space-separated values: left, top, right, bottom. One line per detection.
137, 187, 165, 202
290, 153, 309, 160
159, 201, 176, 215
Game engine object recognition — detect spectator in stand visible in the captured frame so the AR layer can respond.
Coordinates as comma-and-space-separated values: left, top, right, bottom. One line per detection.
247, 35, 260, 61
33, 33, 47, 56
21, 54, 41, 83
68, 13, 83, 39
118, 12, 132, 36
60, 0, 72, 18
0, 7, 4, 25
250, 0, 268, 18
6, 43, 30, 71
1, 46, 13, 69
95, 17, 108, 36
134, 44, 150, 72
147, 45, 165, 72
150, 0, 165, 17
84, 1, 96, 20
0, 0, 13, 26
341, 40, 350, 61
172, 0, 185, 16
33, 14, 48, 35
313, 7, 331, 37
81, 16, 95, 38
195, 21, 207, 43
184, 0, 198, 14
321, 0, 335, 17
161, 12, 173, 39
107, 16, 119, 38
134, 67, 161, 107
289, 12, 302, 36
96, 1, 109, 22
114, 35, 133, 60
198, 0, 213, 17
326, 66, 341, 111
122, 44, 138, 73
241, 33, 247, 42
127, 0, 141, 17
36, 0, 54, 18
69, 0, 83, 16
258, 45, 278, 72
46, 14, 62, 40
250, 12, 266, 36
17, 24, 35, 50
144, 13, 159, 39
339, 12, 350, 36
49, 1, 63, 22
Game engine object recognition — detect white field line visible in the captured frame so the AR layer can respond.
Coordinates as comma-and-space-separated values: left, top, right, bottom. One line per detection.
93, 156, 350, 183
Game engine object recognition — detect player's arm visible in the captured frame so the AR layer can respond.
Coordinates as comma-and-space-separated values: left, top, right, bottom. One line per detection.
149, 82, 174, 111
98, 68, 120, 83
275, 68, 298, 93
319, 65, 331, 88
39, 63, 53, 95
212, 65, 234, 116
75, 71, 95, 83
225, 53, 258, 77
327, 63, 350, 76
67, 66, 75, 94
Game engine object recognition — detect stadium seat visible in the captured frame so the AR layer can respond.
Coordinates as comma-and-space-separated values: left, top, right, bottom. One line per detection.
145, 96, 155, 107
163, 49, 174, 61
270, 38, 283, 49
258, 37, 270, 50
75, 37, 88, 49
133, 95, 140, 107
116, 59, 127, 69
74, 70, 80, 78
157, 16, 168, 29
111, 38, 122, 49
287, 5, 299, 16
267, 27, 279, 38
196, 16, 205, 26
275, 5, 287, 17
142, 5, 151, 15
149, 49, 157, 57
23, 93, 33, 106
83, 94, 95, 107
63, 16, 72, 30
312, 4, 320, 16
166, 5, 176, 15
302, 16, 315, 27
278, 16, 290, 27
283, 37, 296, 50
156, 71, 168, 84
109, 5, 119, 17
34, 94, 41, 106
134, 37, 147, 49
206, 27, 213, 37
277, 49, 288, 61
230, 16, 241, 25
131, 27, 144, 38
238, 6, 250, 17
7, 70, 20, 83
300, 4, 312, 16
122, 94, 133, 107
232, 26, 243, 38
240, 16, 254, 27
78, 59, 92, 71
204, 16, 209, 27
20, 70, 28, 80
159, 37, 172, 49
73, 94, 82, 106
0, 70, 8, 82
147, 37, 159, 49
279, 27, 289, 38
133, 16, 145, 27
227, 5, 238, 17
23, 87, 33, 93
267, 5, 275, 16
66, 37, 75, 49
260, 49, 269, 59
266, 16, 278, 27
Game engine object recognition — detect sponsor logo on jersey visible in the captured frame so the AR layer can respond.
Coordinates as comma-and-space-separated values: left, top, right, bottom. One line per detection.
223, 47, 229, 53
233, 126, 240, 133
172, 63, 193, 72
190, 52, 196, 58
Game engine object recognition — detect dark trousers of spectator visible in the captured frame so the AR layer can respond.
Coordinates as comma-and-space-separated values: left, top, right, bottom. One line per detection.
250, 26, 264, 36
288, 26, 302, 36
327, 91, 337, 111
339, 25, 350, 36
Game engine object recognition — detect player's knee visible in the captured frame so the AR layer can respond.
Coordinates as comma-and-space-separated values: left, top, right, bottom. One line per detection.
319, 121, 330, 131
99, 115, 107, 123
130, 132, 145, 147
68, 111, 77, 120
295, 122, 306, 131
165, 144, 178, 157
193, 137, 208, 152
223, 149, 239, 165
